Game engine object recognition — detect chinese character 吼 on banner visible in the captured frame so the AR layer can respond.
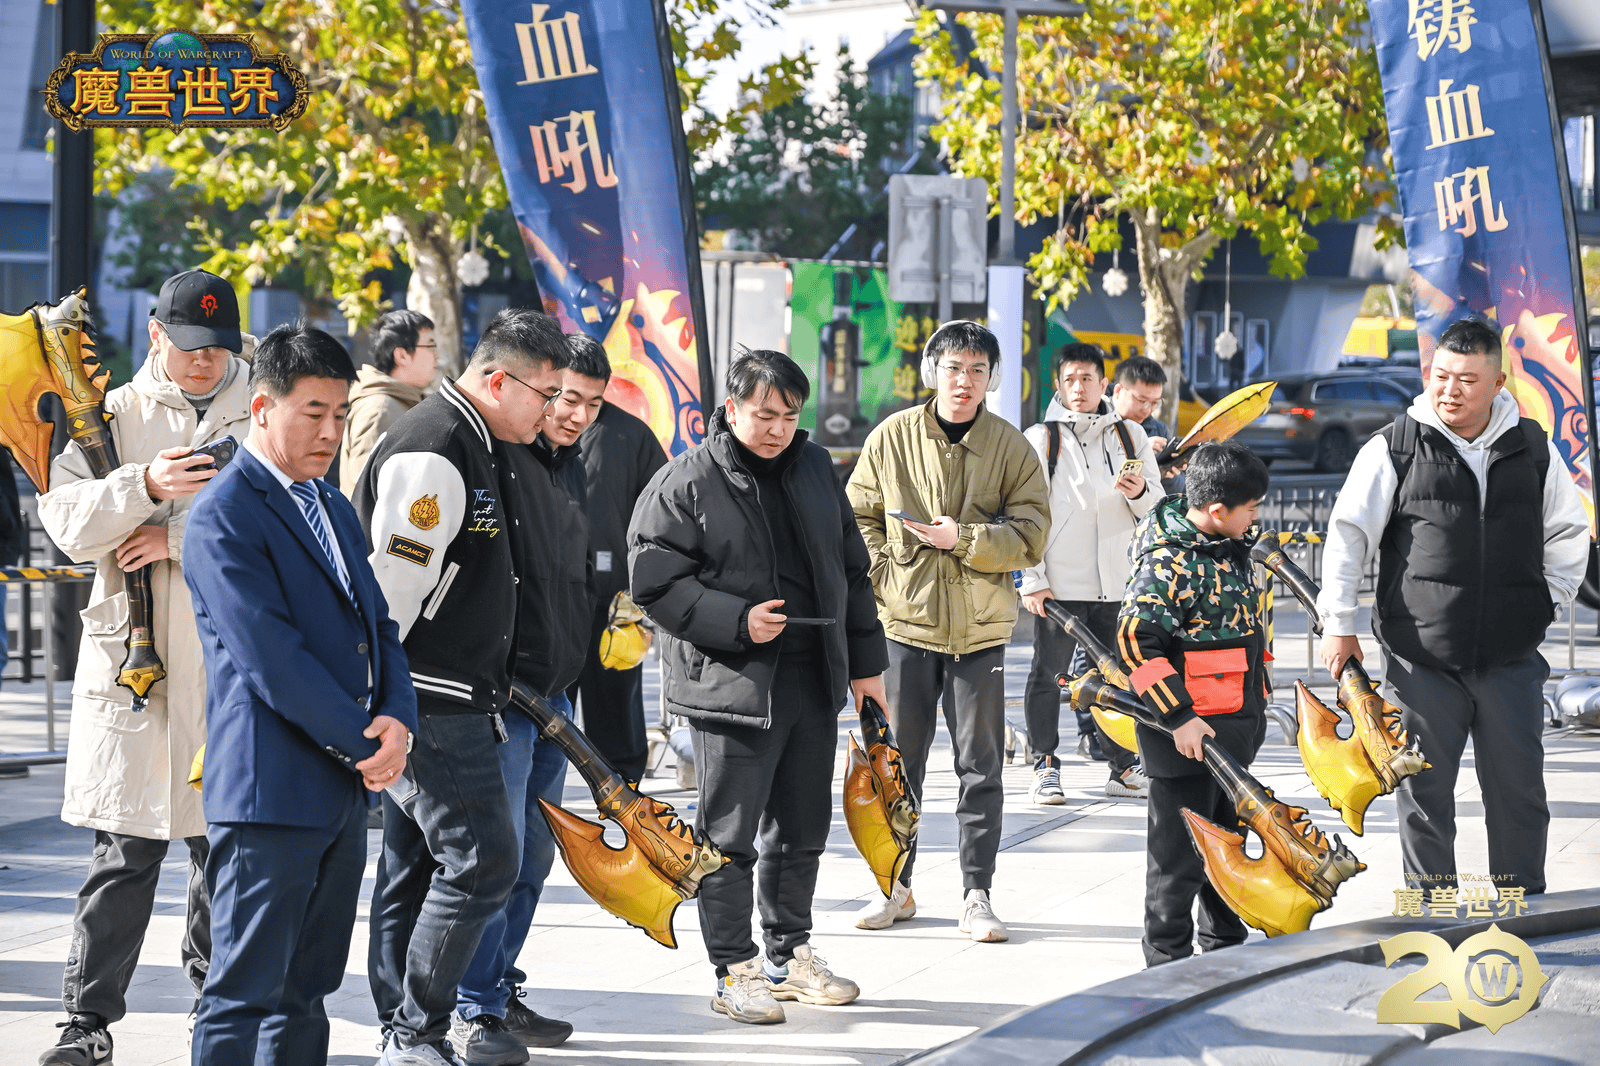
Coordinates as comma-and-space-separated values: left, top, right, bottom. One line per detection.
529, 110, 618, 194
1434, 165, 1508, 238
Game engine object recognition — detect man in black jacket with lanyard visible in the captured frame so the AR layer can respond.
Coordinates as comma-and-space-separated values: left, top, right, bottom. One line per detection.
356, 308, 569, 1066
629, 350, 888, 1026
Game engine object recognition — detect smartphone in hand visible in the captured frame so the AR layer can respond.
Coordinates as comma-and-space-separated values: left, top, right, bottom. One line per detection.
1117, 458, 1143, 481
887, 509, 925, 524
189, 435, 239, 471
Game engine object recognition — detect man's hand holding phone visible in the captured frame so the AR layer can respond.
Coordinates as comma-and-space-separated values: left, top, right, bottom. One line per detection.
747, 599, 788, 643
1114, 458, 1146, 499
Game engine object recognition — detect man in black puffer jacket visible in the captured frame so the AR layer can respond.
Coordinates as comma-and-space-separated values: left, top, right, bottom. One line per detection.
628, 349, 888, 1027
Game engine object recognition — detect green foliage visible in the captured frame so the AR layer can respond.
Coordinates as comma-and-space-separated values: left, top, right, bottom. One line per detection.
95, 0, 807, 337
914, 0, 1396, 321
695, 53, 937, 259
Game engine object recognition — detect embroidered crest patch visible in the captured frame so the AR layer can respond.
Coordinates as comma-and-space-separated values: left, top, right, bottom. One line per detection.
408, 494, 440, 530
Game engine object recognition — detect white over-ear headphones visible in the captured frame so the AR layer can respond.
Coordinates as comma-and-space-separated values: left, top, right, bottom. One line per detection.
920, 320, 1002, 393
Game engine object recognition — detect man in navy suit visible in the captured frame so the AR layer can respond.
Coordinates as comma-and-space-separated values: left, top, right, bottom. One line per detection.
184, 325, 417, 1066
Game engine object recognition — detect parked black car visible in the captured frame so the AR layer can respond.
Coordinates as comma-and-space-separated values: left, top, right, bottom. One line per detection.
1235, 371, 1418, 471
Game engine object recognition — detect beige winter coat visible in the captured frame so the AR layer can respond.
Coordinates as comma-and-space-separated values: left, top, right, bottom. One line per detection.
339, 365, 424, 497
848, 400, 1050, 654
37, 353, 253, 839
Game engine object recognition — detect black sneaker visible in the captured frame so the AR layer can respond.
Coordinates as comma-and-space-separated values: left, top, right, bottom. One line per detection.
448, 1012, 528, 1065
39, 1014, 112, 1066
503, 988, 573, 1048
1076, 732, 1106, 762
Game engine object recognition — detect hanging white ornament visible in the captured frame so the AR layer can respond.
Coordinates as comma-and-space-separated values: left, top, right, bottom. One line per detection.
1292, 156, 1310, 183
1214, 237, 1238, 360
1214, 329, 1239, 360
1102, 248, 1128, 297
381, 214, 406, 245
457, 250, 489, 287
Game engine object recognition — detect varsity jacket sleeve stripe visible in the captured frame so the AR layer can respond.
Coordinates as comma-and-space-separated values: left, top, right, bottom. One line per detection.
366, 450, 469, 641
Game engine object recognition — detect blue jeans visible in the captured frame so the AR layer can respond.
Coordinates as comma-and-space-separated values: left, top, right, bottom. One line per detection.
368, 711, 519, 1047
456, 694, 571, 1020
1, 584, 9, 687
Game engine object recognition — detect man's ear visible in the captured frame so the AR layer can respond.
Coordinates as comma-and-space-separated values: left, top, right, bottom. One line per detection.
251, 391, 271, 427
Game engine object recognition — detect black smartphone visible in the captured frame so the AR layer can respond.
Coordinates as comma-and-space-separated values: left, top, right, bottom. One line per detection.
886, 509, 925, 524
782, 617, 838, 626
189, 435, 238, 471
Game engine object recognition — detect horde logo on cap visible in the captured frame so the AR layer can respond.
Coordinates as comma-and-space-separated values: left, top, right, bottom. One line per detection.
200, 294, 217, 318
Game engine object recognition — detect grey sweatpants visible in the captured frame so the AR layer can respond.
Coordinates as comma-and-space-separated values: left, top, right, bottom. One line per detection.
884, 639, 1005, 892
1385, 648, 1550, 894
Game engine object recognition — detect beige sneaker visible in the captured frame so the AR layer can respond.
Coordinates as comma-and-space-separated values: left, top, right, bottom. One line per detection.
766, 944, 860, 1005
855, 880, 916, 929
711, 957, 785, 1024
958, 889, 1009, 943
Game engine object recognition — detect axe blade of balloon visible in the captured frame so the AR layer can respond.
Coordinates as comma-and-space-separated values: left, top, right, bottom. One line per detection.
0, 289, 164, 705
843, 696, 920, 897
1156, 380, 1276, 471
509, 683, 727, 948
1066, 670, 1365, 937
1249, 534, 1429, 833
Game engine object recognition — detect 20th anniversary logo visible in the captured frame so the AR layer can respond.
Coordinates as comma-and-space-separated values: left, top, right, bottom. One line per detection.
1377, 924, 1548, 1033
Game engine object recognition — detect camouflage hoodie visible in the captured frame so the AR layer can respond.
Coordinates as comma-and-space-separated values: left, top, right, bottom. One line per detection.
1116, 494, 1268, 777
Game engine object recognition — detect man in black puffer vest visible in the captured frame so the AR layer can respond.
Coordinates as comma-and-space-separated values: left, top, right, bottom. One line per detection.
1317, 319, 1588, 898
628, 350, 888, 1026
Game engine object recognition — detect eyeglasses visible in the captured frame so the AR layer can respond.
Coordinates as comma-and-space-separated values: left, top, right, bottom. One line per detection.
937, 362, 990, 383
412, 343, 438, 350
500, 370, 560, 408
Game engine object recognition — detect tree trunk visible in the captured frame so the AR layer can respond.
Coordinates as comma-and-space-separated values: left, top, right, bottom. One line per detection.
1131, 208, 1218, 430
403, 216, 465, 377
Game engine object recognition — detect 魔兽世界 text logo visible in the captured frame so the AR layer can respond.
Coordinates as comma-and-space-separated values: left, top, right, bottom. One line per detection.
1376, 924, 1547, 1033
43, 30, 308, 132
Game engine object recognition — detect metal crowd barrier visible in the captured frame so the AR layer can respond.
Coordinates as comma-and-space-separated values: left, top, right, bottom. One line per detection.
1, 562, 96, 770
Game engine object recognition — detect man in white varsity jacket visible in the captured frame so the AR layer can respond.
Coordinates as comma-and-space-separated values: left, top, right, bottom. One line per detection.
354, 308, 571, 1066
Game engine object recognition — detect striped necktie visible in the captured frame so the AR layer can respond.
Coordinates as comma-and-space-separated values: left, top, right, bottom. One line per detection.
289, 481, 354, 601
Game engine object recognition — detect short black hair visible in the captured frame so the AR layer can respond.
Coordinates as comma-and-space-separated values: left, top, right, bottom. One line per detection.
727, 348, 810, 409
1054, 342, 1106, 381
564, 333, 612, 384
370, 309, 434, 375
1437, 318, 1502, 371
467, 308, 568, 375
926, 320, 1001, 373
1185, 441, 1270, 510
1114, 355, 1167, 388
250, 325, 357, 398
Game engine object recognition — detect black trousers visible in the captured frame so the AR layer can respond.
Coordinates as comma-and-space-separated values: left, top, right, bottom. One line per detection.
567, 598, 649, 783
1022, 598, 1135, 773
1387, 649, 1550, 894
1143, 772, 1247, 967
63, 831, 210, 1025
690, 657, 836, 975
884, 639, 1005, 892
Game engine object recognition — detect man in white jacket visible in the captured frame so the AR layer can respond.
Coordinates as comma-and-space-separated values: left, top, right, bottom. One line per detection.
1019, 344, 1161, 803
1317, 319, 1588, 898
36, 270, 251, 1066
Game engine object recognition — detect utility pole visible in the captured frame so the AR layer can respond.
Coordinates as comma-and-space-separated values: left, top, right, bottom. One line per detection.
926, 0, 1084, 425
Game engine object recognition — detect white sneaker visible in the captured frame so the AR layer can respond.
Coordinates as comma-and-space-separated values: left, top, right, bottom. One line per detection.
959, 888, 1009, 943
855, 880, 916, 929
1105, 763, 1150, 799
1030, 756, 1066, 805
711, 957, 785, 1024
765, 944, 860, 1005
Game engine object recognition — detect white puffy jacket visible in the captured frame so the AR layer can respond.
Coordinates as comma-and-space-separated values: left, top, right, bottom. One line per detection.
1019, 396, 1161, 602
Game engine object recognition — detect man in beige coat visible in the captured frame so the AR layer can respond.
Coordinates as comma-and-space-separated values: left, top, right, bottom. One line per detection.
847, 321, 1048, 943
36, 270, 252, 1066
338, 309, 435, 497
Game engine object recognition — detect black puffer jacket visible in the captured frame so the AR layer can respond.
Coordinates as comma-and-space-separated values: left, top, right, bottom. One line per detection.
506, 435, 591, 698
627, 409, 888, 726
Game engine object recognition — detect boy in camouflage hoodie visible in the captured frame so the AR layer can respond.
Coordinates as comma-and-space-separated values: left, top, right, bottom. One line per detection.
1115, 442, 1271, 966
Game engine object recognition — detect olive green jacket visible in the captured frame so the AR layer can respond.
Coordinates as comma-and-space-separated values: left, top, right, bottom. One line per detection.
847, 400, 1049, 654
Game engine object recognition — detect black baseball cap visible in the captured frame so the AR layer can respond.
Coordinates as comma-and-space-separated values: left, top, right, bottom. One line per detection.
151, 270, 242, 353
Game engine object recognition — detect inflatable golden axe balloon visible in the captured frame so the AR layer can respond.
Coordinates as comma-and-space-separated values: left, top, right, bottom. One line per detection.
1249, 534, 1429, 834
1042, 600, 1141, 754
507, 683, 726, 948
843, 697, 920, 896
0, 289, 165, 708
1066, 671, 1365, 937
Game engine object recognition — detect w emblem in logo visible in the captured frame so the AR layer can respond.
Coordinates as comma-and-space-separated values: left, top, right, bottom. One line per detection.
200, 294, 217, 318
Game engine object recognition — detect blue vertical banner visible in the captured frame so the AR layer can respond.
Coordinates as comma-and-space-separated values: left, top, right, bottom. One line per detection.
1370, 0, 1596, 532
460, 1, 710, 455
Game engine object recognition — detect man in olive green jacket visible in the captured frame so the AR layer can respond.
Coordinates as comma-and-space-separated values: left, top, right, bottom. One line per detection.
846, 321, 1049, 942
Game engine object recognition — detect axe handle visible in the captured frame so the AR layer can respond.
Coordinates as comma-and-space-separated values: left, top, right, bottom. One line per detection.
507, 682, 631, 808
1042, 600, 1131, 689
1249, 534, 1325, 638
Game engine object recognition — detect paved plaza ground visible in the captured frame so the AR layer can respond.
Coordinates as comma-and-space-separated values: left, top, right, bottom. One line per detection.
1, 595, 1597, 1065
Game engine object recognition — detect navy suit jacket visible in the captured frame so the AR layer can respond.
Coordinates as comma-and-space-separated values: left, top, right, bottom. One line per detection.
184, 447, 417, 828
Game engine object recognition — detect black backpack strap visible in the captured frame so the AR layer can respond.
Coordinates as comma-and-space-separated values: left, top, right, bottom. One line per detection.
1385, 411, 1417, 491
1048, 422, 1061, 479
1114, 418, 1137, 462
